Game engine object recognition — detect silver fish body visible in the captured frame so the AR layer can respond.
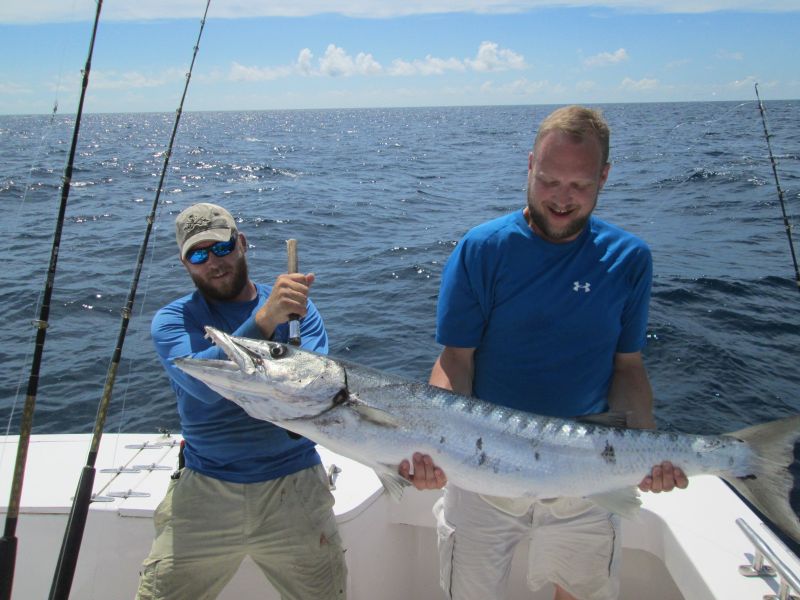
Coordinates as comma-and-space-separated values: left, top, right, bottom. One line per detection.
176, 327, 800, 542
277, 366, 752, 500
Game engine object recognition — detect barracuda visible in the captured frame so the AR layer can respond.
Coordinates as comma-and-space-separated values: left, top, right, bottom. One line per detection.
175, 326, 800, 543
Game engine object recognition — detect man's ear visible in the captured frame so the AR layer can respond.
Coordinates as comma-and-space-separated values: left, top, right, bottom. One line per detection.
598, 162, 611, 190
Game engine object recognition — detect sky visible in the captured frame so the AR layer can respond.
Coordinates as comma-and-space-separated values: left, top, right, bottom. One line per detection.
0, 1, 798, 114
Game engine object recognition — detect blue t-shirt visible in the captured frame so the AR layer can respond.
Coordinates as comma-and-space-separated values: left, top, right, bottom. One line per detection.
151, 283, 328, 483
436, 211, 652, 418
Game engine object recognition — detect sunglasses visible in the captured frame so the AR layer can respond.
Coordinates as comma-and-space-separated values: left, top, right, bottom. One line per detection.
187, 235, 237, 265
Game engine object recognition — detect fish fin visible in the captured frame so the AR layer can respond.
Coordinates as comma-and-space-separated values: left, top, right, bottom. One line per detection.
586, 488, 641, 519
723, 414, 800, 544
576, 411, 629, 428
376, 470, 412, 502
352, 402, 402, 428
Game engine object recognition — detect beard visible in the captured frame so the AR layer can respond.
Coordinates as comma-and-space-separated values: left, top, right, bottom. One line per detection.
191, 253, 250, 302
526, 189, 596, 242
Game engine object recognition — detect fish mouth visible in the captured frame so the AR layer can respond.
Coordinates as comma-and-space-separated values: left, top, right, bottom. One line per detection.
173, 327, 263, 390
174, 355, 242, 380
175, 327, 349, 422
203, 326, 258, 374
173, 327, 291, 412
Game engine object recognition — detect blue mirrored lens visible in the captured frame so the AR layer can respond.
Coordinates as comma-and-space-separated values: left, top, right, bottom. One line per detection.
187, 236, 236, 265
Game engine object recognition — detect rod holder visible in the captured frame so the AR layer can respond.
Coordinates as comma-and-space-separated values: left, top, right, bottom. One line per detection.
736, 518, 800, 600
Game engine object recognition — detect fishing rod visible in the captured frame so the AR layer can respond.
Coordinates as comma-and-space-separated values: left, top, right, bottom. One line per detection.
754, 83, 800, 291
0, 2, 104, 599
47, 2, 213, 598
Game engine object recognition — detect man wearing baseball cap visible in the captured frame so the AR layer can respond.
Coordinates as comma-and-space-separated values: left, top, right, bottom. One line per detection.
136, 202, 346, 599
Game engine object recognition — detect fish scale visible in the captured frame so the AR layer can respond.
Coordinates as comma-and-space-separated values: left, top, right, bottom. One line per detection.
175, 327, 800, 543
357, 398, 752, 499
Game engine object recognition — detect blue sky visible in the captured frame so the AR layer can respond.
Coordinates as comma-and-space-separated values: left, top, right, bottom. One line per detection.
1, 1, 798, 114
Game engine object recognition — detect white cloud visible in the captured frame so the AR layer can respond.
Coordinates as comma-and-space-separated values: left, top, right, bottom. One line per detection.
3, 1, 799, 23
584, 48, 629, 67
355, 52, 383, 75
223, 42, 525, 81
388, 60, 417, 77
621, 76, 659, 90
388, 56, 466, 76
318, 45, 352, 77
228, 45, 382, 80
297, 49, 315, 75
465, 41, 527, 72
318, 44, 383, 77
388, 42, 525, 76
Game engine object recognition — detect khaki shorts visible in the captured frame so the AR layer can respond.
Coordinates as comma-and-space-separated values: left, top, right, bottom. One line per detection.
136, 465, 347, 600
435, 485, 620, 600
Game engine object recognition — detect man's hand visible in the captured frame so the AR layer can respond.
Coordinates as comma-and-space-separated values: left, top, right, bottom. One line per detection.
398, 453, 447, 490
638, 460, 689, 493
255, 273, 315, 339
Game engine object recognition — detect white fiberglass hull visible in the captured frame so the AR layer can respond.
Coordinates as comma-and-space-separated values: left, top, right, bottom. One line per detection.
1, 433, 796, 599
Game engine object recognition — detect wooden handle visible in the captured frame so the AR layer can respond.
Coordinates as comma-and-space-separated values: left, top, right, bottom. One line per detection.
287, 238, 298, 274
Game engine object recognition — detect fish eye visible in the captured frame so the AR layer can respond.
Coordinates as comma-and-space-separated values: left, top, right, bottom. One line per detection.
269, 345, 287, 359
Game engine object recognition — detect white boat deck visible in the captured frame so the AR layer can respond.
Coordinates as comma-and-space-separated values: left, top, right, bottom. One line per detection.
1, 432, 798, 599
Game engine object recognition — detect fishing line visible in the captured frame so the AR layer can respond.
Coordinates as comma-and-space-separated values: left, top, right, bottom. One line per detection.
754, 83, 800, 291
4, 102, 60, 234
105, 210, 171, 463
4, 0, 88, 237
107, 222, 162, 444
47, 2, 212, 598
2, 0, 92, 445
616, 99, 778, 263
2, 103, 62, 440
0, 1, 105, 599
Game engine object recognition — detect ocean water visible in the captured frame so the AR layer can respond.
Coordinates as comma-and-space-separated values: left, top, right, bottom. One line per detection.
0, 101, 798, 438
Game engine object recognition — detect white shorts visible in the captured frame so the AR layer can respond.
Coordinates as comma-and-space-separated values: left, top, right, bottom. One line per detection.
434, 485, 621, 600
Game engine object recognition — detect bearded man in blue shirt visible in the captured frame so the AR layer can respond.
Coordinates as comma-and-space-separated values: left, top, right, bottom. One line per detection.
136, 202, 346, 600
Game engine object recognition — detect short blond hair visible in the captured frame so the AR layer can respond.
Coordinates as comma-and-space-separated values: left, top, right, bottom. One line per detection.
534, 105, 610, 166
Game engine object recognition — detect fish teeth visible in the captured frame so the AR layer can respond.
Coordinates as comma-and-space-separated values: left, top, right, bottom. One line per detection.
204, 327, 254, 374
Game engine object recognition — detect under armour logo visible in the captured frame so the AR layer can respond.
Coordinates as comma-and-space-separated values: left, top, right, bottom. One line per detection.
573, 281, 591, 293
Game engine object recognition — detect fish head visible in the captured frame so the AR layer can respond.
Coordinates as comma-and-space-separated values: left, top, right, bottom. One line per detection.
174, 326, 347, 422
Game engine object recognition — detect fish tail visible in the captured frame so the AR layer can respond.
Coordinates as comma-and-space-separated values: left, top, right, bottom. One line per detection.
725, 414, 800, 544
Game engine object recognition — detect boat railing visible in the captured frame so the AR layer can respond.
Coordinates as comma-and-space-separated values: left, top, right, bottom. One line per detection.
737, 518, 800, 600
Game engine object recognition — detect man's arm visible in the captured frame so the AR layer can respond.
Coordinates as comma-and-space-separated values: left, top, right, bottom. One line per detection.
429, 346, 476, 396
607, 350, 655, 429
152, 304, 237, 404
397, 346, 475, 490
608, 351, 688, 493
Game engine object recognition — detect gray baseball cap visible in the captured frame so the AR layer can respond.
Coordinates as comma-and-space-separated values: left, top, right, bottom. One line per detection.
175, 203, 238, 259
